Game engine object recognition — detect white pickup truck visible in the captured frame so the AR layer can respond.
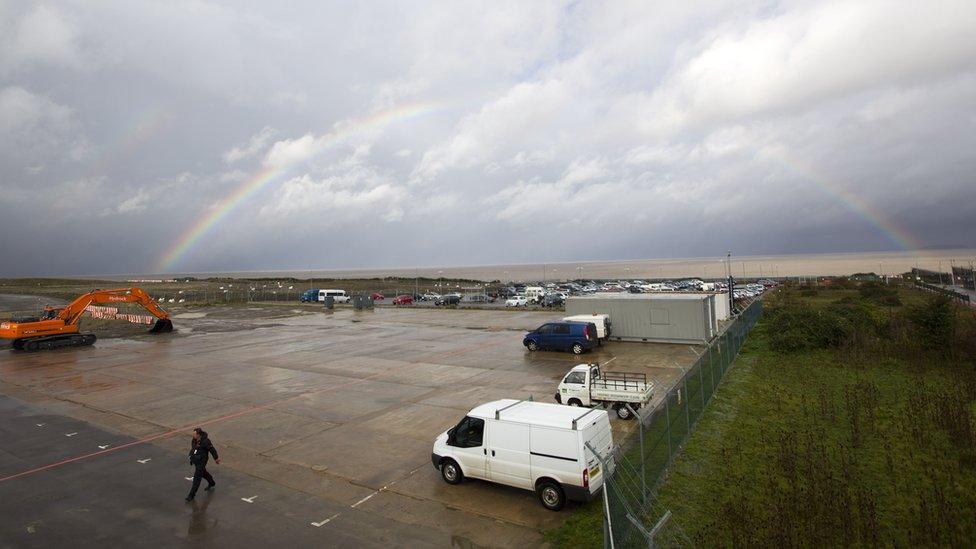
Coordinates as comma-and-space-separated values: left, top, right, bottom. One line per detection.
554, 363, 654, 420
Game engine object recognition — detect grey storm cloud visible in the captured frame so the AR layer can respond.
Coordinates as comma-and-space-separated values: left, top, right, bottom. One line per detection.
1, 0, 975, 276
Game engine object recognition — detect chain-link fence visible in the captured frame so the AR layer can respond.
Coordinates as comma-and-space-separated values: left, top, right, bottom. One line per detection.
589, 298, 763, 548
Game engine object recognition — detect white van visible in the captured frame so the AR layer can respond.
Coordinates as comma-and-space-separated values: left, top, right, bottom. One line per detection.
524, 286, 545, 303
318, 289, 350, 303
432, 399, 614, 511
563, 314, 612, 342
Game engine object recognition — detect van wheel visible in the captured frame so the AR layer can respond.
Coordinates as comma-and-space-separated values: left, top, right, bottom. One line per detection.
615, 405, 634, 420
537, 481, 565, 511
527, 341, 538, 351
572, 343, 584, 355
567, 398, 582, 407
440, 459, 463, 485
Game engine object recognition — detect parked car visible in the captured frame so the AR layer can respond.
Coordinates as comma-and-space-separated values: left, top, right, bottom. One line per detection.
540, 294, 565, 308
524, 286, 546, 303
318, 289, 350, 303
431, 399, 614, 511
506, 296, 529, 307
495, 287, 518, 298
466, 294, 494, 303
554, 364, 654, 420
371, 292, 385, 301
300, 289, 320, 302
523, 321, 598, 355
435, 294, 461, 306
393, 295, 414, 305
421, 293, 441, 301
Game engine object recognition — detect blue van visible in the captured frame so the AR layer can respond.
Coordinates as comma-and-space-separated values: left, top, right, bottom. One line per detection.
523, 321, 598, 355
300, 289, 320, 302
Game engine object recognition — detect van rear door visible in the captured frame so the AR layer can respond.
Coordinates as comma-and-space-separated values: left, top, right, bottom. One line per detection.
580, 412, 613, 493
486, 421, 532, 489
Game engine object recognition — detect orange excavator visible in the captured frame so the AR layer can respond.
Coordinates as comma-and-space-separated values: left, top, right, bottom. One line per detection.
0, 288, 173, 352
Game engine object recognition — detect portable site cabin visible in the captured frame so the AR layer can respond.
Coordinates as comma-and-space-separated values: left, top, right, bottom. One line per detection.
565, 294, 718, 344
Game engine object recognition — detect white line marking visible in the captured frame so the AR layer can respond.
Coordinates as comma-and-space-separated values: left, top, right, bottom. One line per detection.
185, 477, 193, 481
387, 465, 426, 487
65, 432, 78, 437
98, 445, 109, 449
351, 491, 379, 508
241, 496, 257, 503
35, 423, 45, 427
310, 513, 340, 527
602, 357, 617, 366
137, 458, 151, 464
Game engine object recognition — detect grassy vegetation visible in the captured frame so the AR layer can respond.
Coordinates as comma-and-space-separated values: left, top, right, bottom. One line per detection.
653, 283, 976, 546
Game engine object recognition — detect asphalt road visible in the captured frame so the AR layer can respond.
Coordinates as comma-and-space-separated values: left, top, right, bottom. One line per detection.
0, 395, 447, 548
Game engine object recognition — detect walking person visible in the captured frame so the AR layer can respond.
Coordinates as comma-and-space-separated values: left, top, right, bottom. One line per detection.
185, 427, 220, 502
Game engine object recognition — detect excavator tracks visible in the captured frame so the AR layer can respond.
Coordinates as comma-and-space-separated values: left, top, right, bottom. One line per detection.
14, 334, 97, 352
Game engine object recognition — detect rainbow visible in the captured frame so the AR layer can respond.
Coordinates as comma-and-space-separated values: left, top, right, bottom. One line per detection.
775, 154, 922, 251
87, 107, 172, 177
156, 102, 437, 272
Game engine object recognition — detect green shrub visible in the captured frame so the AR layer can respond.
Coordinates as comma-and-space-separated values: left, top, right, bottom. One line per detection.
764, 298, 882, 353
908, 297, 957, 352
858, 282, 902, 306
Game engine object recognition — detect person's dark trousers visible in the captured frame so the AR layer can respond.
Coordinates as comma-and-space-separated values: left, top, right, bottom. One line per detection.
188, 466, 215, 498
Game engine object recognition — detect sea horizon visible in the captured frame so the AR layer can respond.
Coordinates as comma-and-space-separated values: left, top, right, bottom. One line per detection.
57, 248, 976, 282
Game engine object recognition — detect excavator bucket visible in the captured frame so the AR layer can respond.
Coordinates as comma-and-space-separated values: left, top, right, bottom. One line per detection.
149, 319, 173, 333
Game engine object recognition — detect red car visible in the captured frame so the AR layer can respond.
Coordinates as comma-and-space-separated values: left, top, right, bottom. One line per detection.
371, 292, 385, 301
392, 294, 413, 306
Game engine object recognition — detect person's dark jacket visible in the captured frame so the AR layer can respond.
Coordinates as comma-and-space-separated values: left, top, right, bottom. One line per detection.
188, 432, 219, 468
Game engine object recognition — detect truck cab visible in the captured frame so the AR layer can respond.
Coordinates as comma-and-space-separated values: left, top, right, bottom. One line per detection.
557, 364, 603, 407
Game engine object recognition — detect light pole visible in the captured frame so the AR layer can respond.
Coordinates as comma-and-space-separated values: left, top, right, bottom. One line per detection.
726, 251, 734, 312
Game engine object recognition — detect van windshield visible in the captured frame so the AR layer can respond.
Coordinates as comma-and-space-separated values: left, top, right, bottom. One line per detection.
452, 417, 484, 448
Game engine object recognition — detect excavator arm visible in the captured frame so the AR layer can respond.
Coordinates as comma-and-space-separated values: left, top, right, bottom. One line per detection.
57, 288, 171, 327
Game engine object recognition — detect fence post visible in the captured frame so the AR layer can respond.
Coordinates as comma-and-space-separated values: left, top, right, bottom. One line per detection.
684, 378, 691, 432
699, 362, 706, 407
626, 404, 647, 506
586, 441, 615, 549
664, 397, 673, 461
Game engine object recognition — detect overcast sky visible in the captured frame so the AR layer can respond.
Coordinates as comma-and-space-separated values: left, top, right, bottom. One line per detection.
1, 1, 974, 276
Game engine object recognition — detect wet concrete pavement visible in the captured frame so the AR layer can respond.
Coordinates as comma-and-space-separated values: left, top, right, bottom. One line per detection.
0, 305, 701, 547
